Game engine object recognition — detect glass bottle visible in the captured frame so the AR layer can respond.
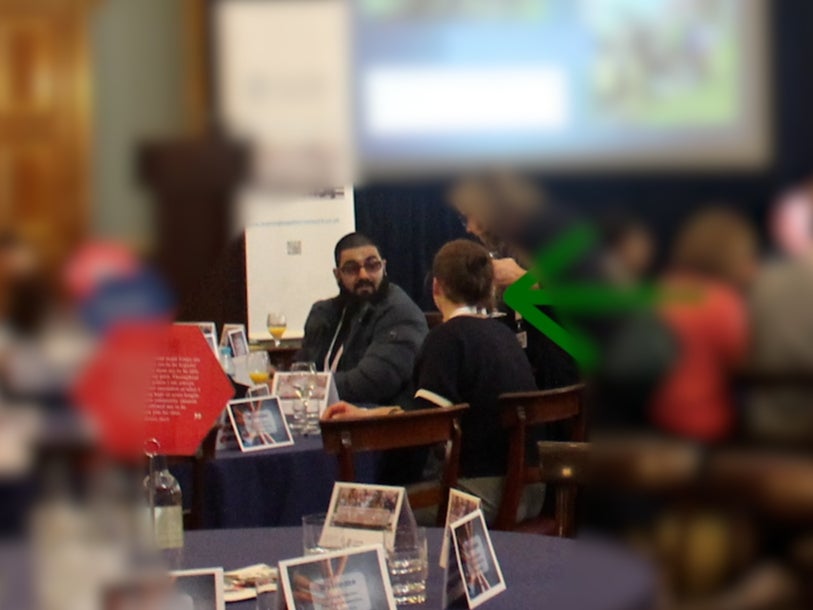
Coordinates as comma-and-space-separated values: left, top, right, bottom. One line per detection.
143, 455, 183, 565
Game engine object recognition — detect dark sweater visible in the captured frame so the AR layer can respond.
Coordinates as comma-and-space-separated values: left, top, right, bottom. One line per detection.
296, 283, 428, 406
410, 316, 537, 477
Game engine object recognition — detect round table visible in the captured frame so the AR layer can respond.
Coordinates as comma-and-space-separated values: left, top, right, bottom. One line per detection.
183, 528, 656, 610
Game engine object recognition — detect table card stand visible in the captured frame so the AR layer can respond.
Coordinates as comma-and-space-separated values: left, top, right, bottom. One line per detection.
444, 510, 507, 609
392, 494, 419, 551
277, 545, 397, 610
440, 489, 482, 568
319, 482, 416, 551
227, 397, 295, 452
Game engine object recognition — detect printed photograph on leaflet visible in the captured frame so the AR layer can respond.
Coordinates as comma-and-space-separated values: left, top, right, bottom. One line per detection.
227, 396, 294, 452
439, 489, 481, 568
278, 545, 396, 610
450, 510, 506, 609
320, 483, 405, 548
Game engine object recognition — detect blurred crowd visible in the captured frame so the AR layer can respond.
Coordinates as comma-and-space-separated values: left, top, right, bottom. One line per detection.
449, 172, 813, 449
2, 171, 813, 609
448, 172, 813, 610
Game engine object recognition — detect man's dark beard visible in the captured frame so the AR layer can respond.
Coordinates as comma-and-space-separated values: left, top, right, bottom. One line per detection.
337, 275, 389, 307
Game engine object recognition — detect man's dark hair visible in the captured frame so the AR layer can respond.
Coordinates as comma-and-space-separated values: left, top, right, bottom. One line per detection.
334, 232, 379, 265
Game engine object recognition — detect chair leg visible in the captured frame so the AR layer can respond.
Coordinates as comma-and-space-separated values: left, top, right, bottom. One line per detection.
556, 484, 577, 538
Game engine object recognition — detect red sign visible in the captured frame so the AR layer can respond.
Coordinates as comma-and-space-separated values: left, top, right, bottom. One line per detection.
74, 323, 234, 457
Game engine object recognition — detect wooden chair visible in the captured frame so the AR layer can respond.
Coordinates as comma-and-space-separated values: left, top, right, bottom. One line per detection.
493, 384, 586, 536
320, 405, 469, 526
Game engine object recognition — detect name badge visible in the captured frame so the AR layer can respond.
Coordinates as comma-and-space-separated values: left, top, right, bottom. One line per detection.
516, 331, 528, 349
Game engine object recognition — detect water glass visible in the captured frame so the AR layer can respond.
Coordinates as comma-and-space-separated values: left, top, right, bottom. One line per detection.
289, 362, 317, 436
302, 513, 332, 555
386, 527, 428, 605
304, 401, 321, 435
289, 400, 306, 436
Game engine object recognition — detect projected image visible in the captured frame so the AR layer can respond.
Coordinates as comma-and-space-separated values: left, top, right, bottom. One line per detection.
588, 0, 737, 125
353, 0, 767, 172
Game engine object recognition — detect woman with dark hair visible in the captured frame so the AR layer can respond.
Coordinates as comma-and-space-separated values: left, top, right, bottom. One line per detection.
447, 172, 582, 390
324, 239, 541, 522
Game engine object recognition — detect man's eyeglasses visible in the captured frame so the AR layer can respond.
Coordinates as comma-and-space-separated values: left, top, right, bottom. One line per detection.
338, 258, 384, 276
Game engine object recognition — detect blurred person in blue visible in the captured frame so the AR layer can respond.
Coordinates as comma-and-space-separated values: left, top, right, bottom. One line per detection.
296, 232, 428, 406
748, 183, 813, 445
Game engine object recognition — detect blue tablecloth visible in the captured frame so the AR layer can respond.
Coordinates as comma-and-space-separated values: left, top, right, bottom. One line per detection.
200, 437, 383, 528
183, 527, 656, 610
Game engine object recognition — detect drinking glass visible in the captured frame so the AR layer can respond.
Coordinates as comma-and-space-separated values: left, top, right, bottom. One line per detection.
289, 361, 316, 435
386, 527, 428, 605
247, 351, 271, 386
301, 513, 329, 555
302, 513, 352, 555
266, 312, 287, 347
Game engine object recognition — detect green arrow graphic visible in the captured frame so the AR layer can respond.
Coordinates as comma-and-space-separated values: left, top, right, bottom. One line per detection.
503, 224, 663, 371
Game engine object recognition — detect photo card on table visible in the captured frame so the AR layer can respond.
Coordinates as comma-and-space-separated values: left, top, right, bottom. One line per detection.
227, 326, 250, 357
440, 488, 482, 568
175, 321, 219, 358
449, 510, 506, 609
220, 323, 245, 347
320, 482, 405, 549
278, 544, 396, 610
227, 396, 294, 453
271, 371, 339, 417
216, 384, 273, 452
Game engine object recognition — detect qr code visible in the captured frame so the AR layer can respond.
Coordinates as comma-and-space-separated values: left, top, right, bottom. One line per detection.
287, 241, 302, 255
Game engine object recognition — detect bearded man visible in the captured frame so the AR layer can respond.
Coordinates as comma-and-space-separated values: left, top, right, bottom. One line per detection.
295, 232, 428, 405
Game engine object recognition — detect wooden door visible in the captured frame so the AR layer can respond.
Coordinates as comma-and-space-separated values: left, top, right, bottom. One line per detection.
0, 0, 92, 271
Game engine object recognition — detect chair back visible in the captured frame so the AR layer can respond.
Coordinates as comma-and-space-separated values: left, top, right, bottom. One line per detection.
320, 404, 469, 526
494, 384, 586, 535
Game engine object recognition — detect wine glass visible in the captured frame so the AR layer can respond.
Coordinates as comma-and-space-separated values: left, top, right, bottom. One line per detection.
247, 351, 271, 386
290, 361, 317, 435
266, 312, 287, 347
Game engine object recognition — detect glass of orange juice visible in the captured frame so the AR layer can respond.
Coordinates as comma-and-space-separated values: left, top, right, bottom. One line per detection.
248, 351, 271, 386
267, 312, 287, 347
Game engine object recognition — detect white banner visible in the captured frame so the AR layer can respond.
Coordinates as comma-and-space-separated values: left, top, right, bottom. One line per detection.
243, 188, 355, 340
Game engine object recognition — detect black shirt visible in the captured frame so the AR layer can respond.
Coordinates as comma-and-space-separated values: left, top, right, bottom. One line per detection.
410, 316, 537, 477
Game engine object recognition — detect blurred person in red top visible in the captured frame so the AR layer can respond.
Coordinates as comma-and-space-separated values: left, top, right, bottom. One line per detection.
651, 208, 758, 442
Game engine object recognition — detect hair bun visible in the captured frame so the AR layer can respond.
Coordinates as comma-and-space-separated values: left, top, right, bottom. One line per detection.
466, 254, 490, 274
